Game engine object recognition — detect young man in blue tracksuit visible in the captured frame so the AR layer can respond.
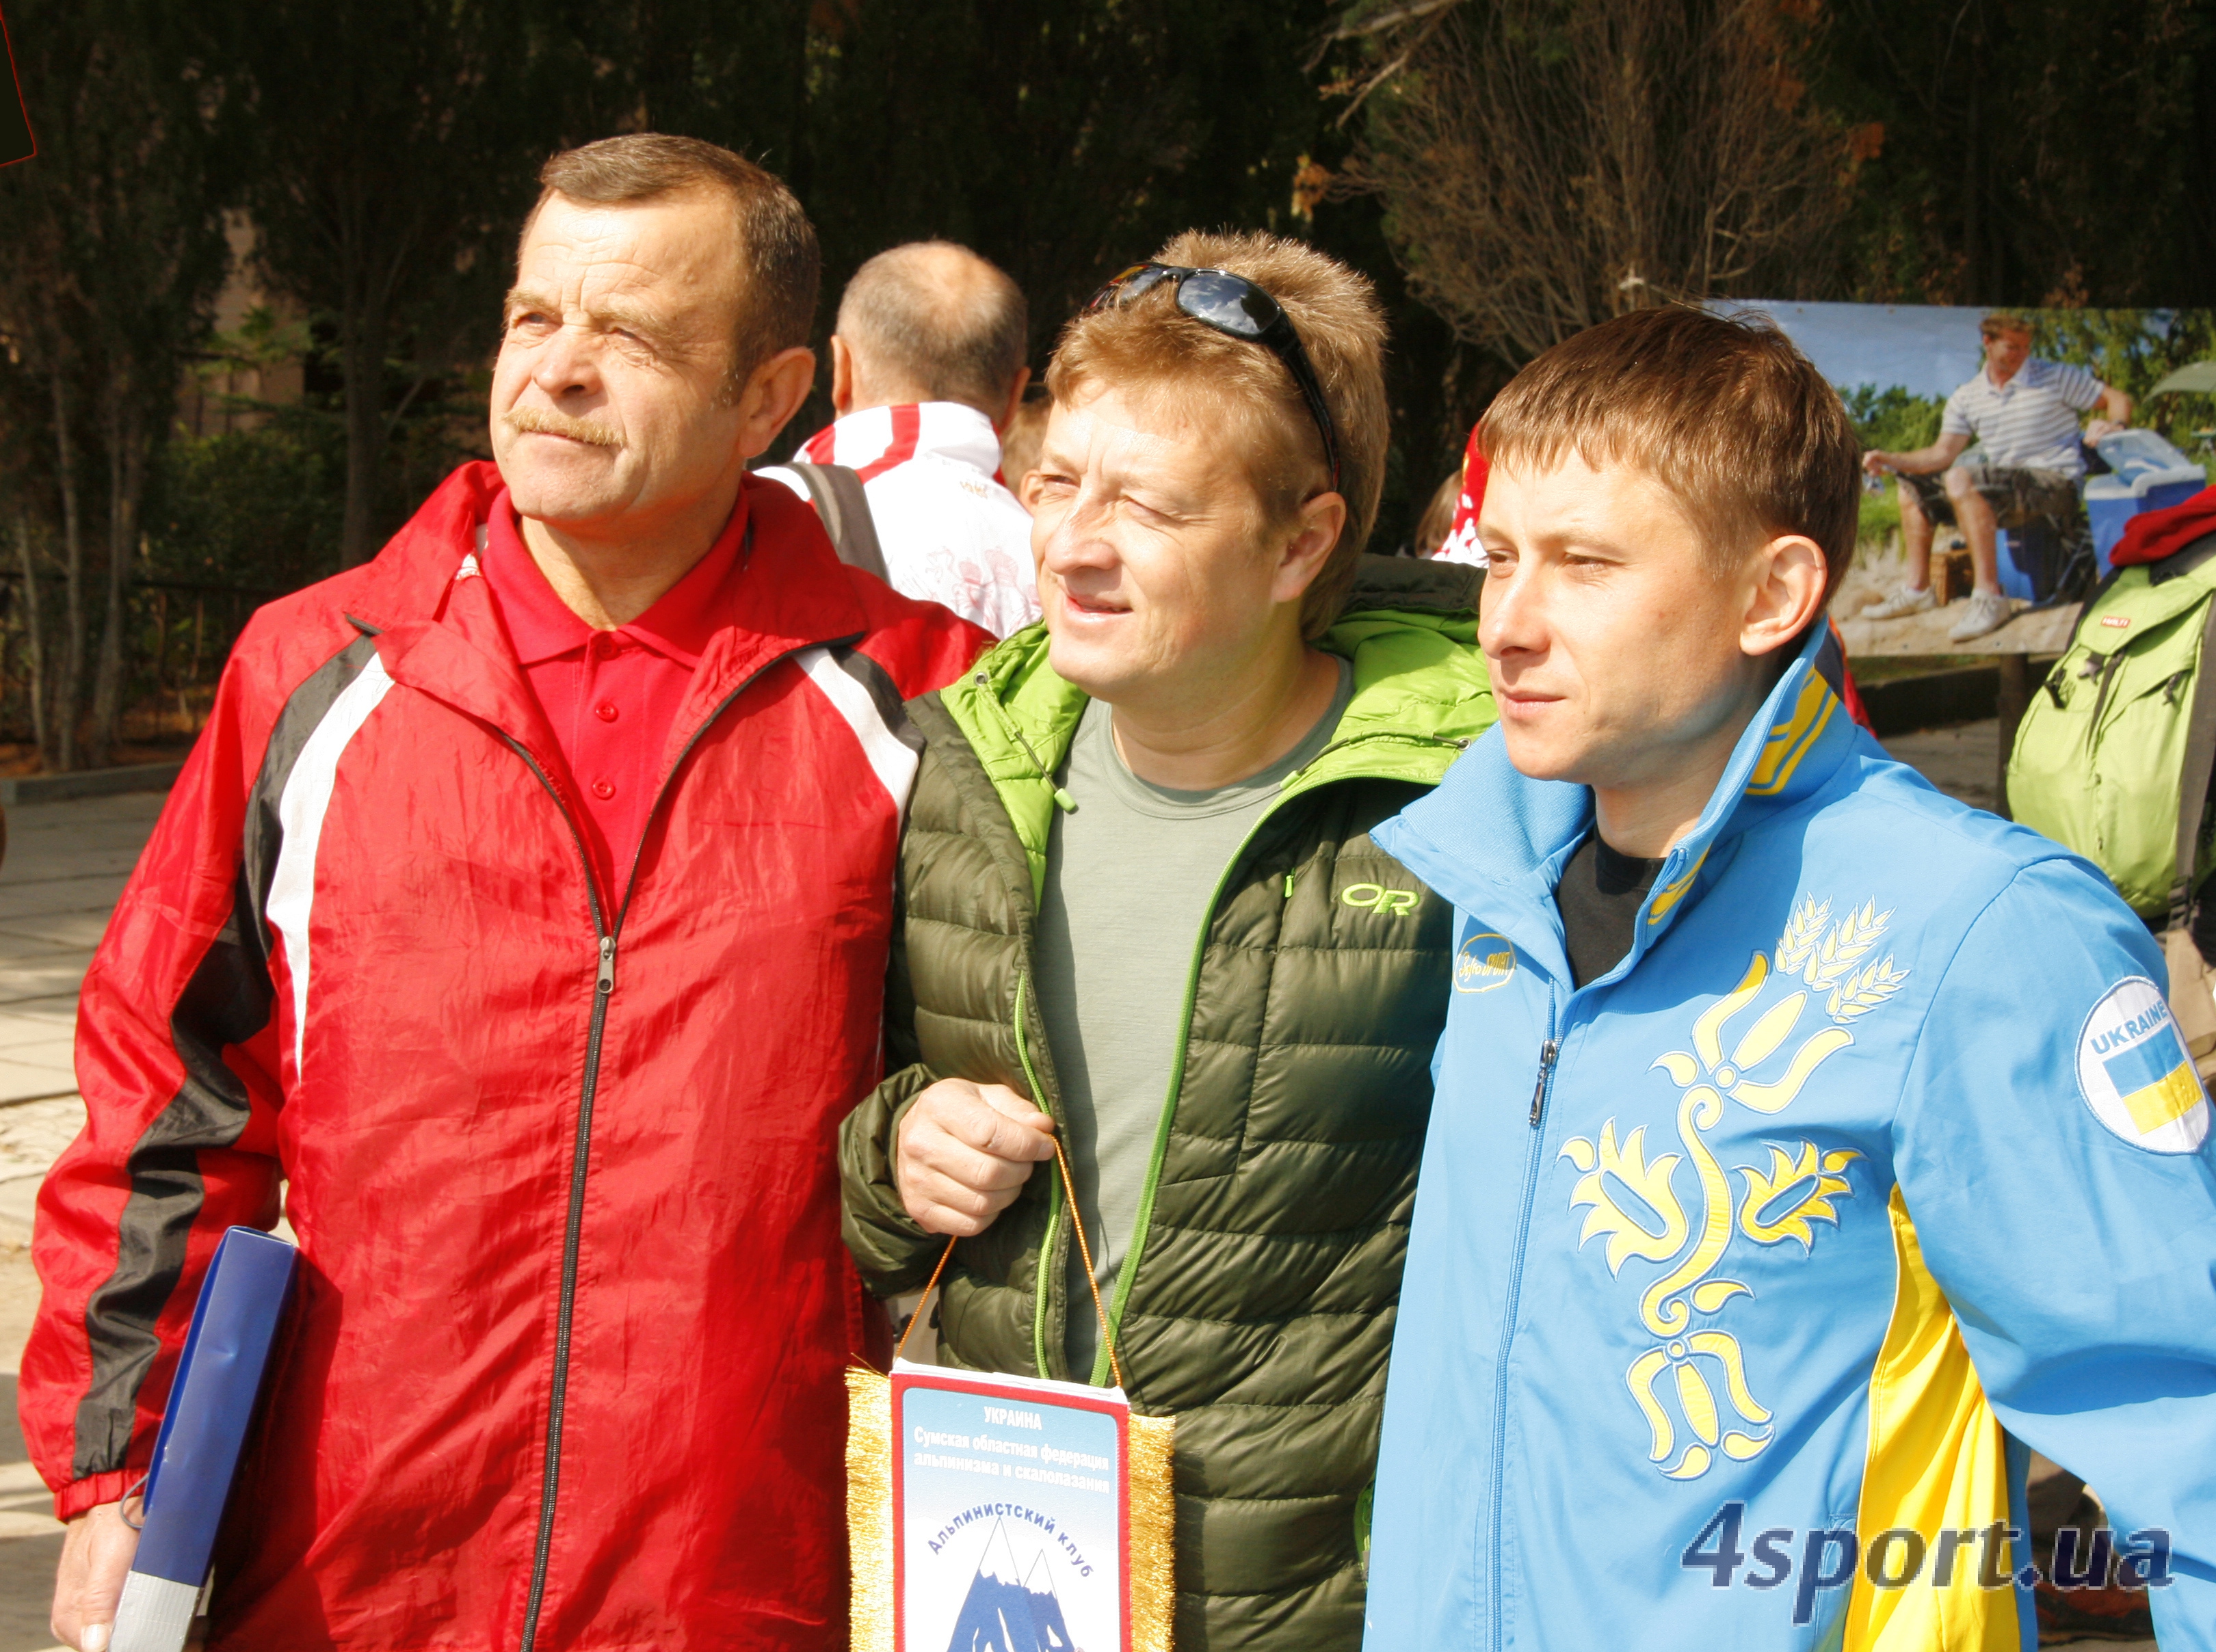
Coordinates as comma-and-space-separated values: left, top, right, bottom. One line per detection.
1364, 307, 2216, 1650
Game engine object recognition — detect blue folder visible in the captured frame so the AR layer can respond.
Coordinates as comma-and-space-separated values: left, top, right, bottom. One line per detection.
111, 1225, 297, 1652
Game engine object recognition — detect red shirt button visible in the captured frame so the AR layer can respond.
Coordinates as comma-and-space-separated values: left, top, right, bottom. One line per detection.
595, 702, 619, 722
591, 779, 616, 801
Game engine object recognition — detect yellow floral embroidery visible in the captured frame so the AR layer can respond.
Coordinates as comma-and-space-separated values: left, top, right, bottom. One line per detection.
1562, 1122, 1687, 1273
1561, 897, 1908, 1480
1738, 1143, 1863, 1248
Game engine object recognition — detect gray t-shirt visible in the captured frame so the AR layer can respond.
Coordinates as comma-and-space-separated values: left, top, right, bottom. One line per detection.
1035, 661, 1355, 1381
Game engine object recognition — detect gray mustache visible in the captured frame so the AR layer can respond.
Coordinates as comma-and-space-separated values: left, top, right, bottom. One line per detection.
504, 407, 622, 448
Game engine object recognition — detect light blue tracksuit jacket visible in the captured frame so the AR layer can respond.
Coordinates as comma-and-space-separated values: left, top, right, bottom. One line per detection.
1364, 626, 2216, 1650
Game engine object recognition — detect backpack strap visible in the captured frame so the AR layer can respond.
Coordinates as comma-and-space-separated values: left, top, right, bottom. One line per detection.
2169, 589, 2216, 932
786, 461, 891, 585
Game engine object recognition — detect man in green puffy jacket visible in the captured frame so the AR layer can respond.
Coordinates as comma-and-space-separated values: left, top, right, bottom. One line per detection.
839, 230, 1494, 1648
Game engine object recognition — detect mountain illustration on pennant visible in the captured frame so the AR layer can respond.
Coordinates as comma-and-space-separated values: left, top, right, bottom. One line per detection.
942, 1519, 1079, 1652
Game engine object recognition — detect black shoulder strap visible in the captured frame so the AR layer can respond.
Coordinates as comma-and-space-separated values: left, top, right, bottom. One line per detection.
786, 462, 890, 585
2169, 589, 2216, 930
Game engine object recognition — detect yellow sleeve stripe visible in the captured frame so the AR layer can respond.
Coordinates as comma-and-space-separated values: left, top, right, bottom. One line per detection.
1842, 1188, 2020, 1651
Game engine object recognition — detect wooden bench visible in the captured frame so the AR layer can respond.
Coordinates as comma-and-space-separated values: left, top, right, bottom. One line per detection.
1836, 601, 2083, 818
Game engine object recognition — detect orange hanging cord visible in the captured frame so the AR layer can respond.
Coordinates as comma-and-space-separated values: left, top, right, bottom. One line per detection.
894, 1136, 1125, 1393
894, 1237, 958, 1365
1051, 1136, 1124, 1392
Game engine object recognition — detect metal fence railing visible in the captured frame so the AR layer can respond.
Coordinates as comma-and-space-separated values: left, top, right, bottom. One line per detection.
0, 569, 295, 755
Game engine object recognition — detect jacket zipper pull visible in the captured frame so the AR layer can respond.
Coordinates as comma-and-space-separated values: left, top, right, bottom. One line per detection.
596, 935, 616, 996
1529, 1038, 1559, 1127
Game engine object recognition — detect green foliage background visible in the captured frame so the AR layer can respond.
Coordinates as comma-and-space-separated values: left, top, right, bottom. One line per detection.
5, 0, 2216, 759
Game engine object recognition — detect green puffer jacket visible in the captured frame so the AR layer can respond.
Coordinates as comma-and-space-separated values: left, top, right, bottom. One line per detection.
839, 556, 1494, 1649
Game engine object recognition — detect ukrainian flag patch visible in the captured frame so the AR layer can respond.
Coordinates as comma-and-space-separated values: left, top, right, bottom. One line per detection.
2076, 977, 2211, 1154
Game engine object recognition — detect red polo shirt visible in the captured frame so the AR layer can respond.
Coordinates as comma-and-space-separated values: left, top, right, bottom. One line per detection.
479, 488, 748, 898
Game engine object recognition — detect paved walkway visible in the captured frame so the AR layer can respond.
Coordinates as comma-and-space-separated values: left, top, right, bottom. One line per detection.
0, 795, 166, 1236
0, 792, 166, 1648
0, 757, 2163, 1649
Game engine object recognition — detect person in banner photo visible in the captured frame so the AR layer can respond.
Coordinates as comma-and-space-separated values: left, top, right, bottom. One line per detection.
1859, 308, 2133, 641
24, 135, 988, 1651
1360, 306, 2216, 1649
839, 230, 1495, 1649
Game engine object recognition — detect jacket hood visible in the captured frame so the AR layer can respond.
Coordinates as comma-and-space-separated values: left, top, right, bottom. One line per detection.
1377, 620, 1861, 978
936, 555, 1496, 897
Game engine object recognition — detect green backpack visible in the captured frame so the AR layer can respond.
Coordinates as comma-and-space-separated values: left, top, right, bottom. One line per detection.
2007, 535, 2216, 919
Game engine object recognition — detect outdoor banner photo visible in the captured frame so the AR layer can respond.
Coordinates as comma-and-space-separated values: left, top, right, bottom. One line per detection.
1722, 302, 2216, 587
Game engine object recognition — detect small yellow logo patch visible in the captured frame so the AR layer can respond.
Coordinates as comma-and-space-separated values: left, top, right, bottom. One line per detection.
1455, 931, 1517, 992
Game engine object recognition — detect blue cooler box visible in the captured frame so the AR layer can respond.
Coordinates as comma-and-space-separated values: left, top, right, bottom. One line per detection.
2087, 471, 2206, 572
1994, 520, 2089, 602
1994, 529, 2032, 601
2086, 430, 2207, 575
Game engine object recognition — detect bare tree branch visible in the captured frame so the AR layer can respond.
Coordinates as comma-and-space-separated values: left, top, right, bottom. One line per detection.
1330, 0, 1462, 44
1336, 0, 1860, 362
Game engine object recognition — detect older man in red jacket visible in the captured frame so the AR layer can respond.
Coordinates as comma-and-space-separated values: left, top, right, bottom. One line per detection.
23, 135, 988, 1651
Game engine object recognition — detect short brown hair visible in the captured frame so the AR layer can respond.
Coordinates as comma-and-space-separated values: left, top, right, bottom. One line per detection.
1480, 306, 1860, 609
531, 135, 820, 396
1046, 230, 1389, 639
838, 241, 1028, 417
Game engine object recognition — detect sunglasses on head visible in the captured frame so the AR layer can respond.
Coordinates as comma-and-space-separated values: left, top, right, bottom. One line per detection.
1083, 263, 1342, 492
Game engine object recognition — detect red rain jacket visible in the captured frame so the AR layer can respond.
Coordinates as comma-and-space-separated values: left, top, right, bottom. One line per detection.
21, 461, 989, 1648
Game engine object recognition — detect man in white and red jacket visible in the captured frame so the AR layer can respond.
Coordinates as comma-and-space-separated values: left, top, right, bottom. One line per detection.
23, 137, 988, 1651
762, 241, 1040, 637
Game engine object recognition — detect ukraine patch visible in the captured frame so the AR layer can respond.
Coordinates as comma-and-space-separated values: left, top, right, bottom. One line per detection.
2076, 977, 2211, 1154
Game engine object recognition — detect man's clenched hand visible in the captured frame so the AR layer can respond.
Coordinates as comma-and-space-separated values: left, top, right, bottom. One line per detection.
897, 1080, 1057, 1236
53, 1499, 138, 1652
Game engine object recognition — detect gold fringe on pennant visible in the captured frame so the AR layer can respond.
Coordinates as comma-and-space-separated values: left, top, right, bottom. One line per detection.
1126, 1410, 1178, 1652
845, 1368, 895, 1652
